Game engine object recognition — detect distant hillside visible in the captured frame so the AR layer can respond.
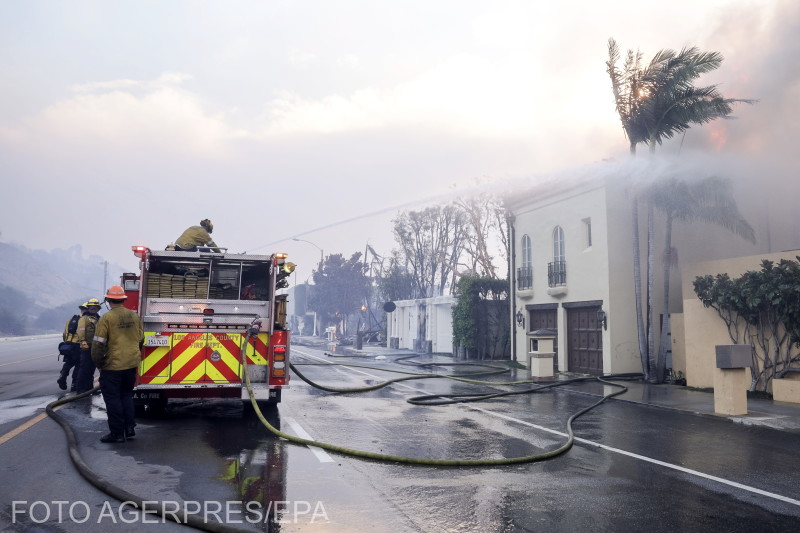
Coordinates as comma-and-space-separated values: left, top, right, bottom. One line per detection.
0, 242, 90, 307
0, 242, 126, 335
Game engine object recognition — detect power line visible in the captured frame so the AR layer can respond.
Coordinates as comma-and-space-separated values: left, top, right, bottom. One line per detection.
245, 182, 497, 254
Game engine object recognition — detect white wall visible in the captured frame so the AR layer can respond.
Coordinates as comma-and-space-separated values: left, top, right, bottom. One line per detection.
604, 176, 645, 374
510, 176, 616, 371
387, 296, 456, 353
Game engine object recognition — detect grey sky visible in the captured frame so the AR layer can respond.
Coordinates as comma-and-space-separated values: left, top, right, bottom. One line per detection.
0, 0, 796, 282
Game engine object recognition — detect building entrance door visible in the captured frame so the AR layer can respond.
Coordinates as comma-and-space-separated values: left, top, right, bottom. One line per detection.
566, 305, 603, 375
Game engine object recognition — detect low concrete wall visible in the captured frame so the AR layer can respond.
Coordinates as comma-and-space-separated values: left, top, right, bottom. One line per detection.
682, 251, 800, 389
773, 375, 800, 404
671, 313, 686, 375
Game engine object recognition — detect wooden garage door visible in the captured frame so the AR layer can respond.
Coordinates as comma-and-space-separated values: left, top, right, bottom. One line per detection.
529, 308, 558, 371
566, 305, 603, 375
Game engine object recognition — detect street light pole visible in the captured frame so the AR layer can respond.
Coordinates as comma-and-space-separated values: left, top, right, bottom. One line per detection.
292, 238, 324, 270
293, 238, 324, 337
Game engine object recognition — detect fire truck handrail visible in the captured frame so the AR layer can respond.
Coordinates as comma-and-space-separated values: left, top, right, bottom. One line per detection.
143, 299, 270, 309
142, 315, 266, 325
148, 250, 275, 261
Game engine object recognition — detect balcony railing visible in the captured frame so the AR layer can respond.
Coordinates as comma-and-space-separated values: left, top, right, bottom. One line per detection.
517, 266, 532, 290
547, 261, 567, 287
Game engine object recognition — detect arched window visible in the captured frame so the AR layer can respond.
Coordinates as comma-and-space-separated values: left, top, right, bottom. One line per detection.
549, 226, 566, 286
552, 226, 565, 262
518, 234, 533, 289
522, 234, 532, 268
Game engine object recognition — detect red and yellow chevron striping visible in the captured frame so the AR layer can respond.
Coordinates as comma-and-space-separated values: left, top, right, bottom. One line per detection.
139, 332, 269, 385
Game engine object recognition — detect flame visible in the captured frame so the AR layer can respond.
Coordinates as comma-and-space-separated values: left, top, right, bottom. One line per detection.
708, 123, 728, 151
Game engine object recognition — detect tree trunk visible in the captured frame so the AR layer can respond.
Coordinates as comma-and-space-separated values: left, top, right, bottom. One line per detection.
632, 197, 648, 379
647, 201, 656, 382
656, 215, 673, 383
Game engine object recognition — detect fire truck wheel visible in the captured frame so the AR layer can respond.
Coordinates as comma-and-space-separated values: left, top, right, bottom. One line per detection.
242, 399, 277, 416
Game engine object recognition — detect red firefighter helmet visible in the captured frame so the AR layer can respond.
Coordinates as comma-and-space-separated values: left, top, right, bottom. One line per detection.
104, 285, 127, 300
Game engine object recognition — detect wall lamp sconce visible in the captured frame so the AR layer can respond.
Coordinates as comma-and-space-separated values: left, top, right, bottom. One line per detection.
516, 310, 525, 329
597, 308, 608, 330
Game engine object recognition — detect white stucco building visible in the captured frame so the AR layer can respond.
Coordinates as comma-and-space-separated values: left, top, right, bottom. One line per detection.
507, 166, 638, 375
507, 157, 800, 378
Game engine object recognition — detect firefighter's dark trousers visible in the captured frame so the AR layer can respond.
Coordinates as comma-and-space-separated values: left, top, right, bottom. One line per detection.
58, 345, 81, 390
99, 367, 137, 437
75, 349, 97, 394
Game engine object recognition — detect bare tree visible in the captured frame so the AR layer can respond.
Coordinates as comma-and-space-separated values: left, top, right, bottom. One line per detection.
455, 194, 509, 280
376, 250, 416, 303
392, 205, 469, 297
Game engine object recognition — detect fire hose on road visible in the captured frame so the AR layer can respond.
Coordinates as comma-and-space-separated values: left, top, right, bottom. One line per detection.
247, 359, 639, 466
45, 389, 249, 533
242, 322, 643, 466
43, 321, 642, 531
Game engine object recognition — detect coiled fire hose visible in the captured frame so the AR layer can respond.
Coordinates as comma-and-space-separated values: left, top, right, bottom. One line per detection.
241, 321, 641, 466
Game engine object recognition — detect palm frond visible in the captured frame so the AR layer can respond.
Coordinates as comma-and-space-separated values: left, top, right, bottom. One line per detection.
605, 39, 753, 153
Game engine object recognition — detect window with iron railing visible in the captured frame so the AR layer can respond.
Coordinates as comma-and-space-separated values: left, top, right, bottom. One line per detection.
548, 261, 567, 287
517, 266, 533, 290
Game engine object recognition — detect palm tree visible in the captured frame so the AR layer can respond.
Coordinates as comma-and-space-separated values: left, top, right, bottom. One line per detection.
649, 176, 756, 381
607, 38, 754, 381
607, 41, 652, 377
640, 47, 755, 153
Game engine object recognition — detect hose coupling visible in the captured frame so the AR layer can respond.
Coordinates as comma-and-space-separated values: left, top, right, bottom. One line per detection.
247, 319, 262, 338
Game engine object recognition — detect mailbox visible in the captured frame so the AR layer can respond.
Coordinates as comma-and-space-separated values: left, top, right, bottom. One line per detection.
529, 329, 556, 354
527, 328, 556, 378
713, 344, 750, 416
715, 345, 751, 369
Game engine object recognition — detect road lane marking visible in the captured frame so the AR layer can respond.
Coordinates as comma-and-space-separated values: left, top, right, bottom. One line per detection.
0, 354, 53, 367
0, 405, 64, 446
292, 348, 800, 507
283, 416, 335, 463
467, 405, 800, 507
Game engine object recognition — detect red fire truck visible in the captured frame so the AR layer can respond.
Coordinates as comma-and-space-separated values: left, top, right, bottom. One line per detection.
120, 245, 294, 412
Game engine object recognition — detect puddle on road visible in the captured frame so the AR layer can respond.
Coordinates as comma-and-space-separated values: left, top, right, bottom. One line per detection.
0, 395, 59, 424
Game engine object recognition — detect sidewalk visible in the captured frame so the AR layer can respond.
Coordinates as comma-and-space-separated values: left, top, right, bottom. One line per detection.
566, 378, 800, 433
294, 338, 800, 434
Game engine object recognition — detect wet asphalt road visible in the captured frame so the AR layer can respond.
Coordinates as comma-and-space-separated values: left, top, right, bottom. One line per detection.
1, 337, 799, 532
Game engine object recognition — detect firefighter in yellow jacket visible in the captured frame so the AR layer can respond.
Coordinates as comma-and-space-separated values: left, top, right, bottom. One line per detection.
174, 219, 220, 252
57, 303, 87, 391
91, 286, 143, 443
75, 298, 102, 394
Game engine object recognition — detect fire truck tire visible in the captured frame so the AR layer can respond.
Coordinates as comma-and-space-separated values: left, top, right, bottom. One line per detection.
242, 399, 277, 415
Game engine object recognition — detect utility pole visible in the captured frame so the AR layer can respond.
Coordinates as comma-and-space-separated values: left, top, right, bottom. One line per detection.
101, 260, 108, 295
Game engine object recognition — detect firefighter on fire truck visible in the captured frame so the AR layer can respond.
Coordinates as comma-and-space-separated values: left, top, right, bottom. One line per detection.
174, 219, 220, 252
